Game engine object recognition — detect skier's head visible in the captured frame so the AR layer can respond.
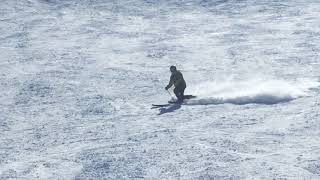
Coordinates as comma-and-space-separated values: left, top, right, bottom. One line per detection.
170, 65, 177, 73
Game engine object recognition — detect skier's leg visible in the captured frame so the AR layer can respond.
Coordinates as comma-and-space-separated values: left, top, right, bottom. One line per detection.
179, 86, 186, 102
174, 87, 179, 100
181, 87, 185, 98
176, 86, 184, 103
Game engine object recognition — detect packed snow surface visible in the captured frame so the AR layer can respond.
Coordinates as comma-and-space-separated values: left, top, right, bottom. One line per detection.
1, 0, 320, 179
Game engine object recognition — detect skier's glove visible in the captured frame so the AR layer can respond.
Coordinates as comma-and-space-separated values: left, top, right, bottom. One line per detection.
165, 86, 169, 90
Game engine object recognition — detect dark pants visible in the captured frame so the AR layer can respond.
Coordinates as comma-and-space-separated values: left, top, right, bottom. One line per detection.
174, 85, 186, 103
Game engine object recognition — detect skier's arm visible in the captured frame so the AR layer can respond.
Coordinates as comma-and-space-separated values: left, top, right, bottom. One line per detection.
165, 75, 174, 90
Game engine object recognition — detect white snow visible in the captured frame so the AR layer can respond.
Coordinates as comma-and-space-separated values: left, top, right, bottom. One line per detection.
1, 0, 320, 179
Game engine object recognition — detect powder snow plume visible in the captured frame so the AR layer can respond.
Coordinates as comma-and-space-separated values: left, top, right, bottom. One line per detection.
187, 78, 320, 105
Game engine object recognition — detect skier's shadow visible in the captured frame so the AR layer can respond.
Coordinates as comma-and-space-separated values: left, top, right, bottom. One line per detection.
158, 104, 181, 115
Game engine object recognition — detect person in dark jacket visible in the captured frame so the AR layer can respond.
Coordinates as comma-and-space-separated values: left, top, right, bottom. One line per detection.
165, 66, 186, 103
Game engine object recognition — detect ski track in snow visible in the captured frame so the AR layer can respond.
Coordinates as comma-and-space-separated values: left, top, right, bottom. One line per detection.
185, 78, 320, 105
1, 0, 320, 179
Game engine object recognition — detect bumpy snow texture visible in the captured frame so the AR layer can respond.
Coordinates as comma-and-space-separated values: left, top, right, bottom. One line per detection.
1, 0, 320, 179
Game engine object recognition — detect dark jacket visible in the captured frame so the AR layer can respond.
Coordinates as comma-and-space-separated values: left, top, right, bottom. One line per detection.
166, 70, 186, 89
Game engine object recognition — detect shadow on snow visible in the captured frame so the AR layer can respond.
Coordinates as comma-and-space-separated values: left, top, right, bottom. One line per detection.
157, 104, 182, 115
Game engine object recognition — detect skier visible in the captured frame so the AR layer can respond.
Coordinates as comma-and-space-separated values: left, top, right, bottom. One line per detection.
165, 66, 186, 103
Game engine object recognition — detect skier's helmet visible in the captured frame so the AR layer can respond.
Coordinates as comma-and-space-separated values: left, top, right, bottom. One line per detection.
170, 65, 177, 71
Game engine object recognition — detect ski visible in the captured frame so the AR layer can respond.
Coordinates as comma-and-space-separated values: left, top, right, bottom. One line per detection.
167, 95, 196, 104
168, 101, 181, 104
184, 95, 196, 99
151, 104, 171, 109
152, 95, 196, 109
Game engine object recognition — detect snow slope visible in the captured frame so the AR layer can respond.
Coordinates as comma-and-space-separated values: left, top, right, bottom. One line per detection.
1, 0, 320, 179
